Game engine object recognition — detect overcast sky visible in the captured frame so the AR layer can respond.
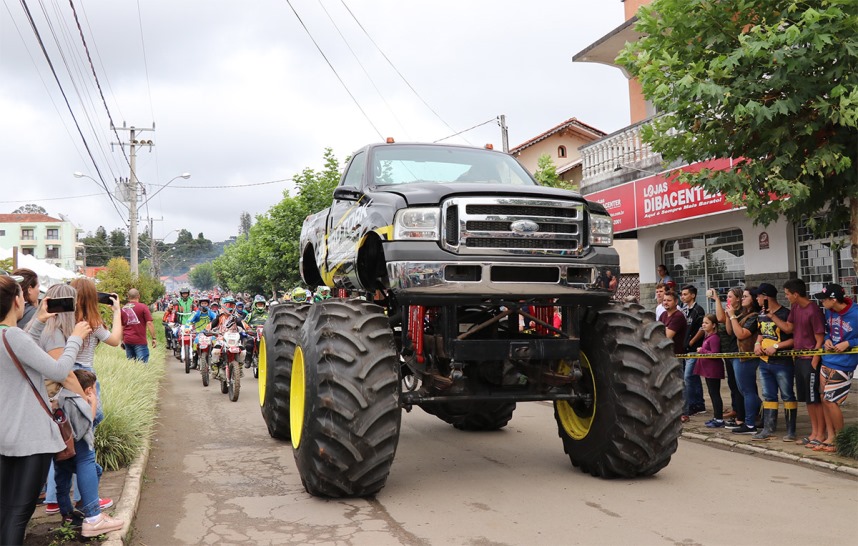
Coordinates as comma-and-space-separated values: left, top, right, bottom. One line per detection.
0, 0, 630, 244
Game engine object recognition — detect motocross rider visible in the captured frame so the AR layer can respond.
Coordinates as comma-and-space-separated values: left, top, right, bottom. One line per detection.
291, 287, 309, 304
313, 286, 332, 302
243, 295, 269, 367
189, 295, 218, 368
176, 287, 195, 325
210, 296, 247, 377
162, 301, 178, 349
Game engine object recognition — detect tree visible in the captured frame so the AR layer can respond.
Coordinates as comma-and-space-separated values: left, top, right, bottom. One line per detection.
189, 262, 217, 291
533, 154, 576, 191
618, 0, 858, 270
12, 204, 48, 215
239, 211, 252, 236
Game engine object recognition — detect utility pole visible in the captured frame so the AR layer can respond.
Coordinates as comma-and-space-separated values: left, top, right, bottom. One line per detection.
499, 114, 509, 153
112, 122, 154, 276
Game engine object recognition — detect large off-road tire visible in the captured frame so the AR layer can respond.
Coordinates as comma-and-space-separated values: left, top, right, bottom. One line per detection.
421, 401, 516, 431
554, 302, 682, 478
183, 348, 191, 374
228, 360, 241, 402
291, 300, 401, 498
259, 304, 310, 440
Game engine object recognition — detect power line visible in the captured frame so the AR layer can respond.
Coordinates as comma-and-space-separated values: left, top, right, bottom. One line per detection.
134, 0, 156, 122
17, 0, 127, 223
148, 178, 293, 189
283, 0, 384, 140
0, 192, 106, 204
433, 118, 498, 143
338, 0, 467, 143
315, 0, 410, 139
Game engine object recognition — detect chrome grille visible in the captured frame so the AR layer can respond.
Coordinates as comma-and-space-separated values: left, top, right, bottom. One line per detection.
441, 197, 584, 256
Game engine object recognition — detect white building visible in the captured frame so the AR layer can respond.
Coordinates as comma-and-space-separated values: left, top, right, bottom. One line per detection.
0, 213, 85, 272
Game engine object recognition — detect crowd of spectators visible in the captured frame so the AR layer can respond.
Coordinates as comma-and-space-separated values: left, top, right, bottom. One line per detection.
655, 267, 857, 453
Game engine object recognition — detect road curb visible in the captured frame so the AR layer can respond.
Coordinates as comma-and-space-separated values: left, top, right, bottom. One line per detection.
101, 437, 151, 545
681, 432, 858, 478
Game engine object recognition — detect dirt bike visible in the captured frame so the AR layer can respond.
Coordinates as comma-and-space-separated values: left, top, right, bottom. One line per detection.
196, 333, 213, 387
213, 331, 242, 402
177, 325, 195, 374
248, 325, 264, 378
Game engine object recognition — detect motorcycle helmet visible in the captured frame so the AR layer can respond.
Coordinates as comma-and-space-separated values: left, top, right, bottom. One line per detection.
180, 287, 190, 297
291, 287, 308, 303
253, 294, 266, 309
222, 296, 236, 312
318, 286, 331, 298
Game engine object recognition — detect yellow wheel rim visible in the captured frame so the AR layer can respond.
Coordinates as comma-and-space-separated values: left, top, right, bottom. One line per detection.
290, 346, 306, 450
258, 336, 268, 407
556, 351, 596, 440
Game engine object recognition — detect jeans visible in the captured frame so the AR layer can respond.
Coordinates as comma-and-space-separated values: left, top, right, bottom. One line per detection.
55, 437, 102, 518
125, 343, 150, 363
726, 358, 745, 422
759, 360, 796, 404
44, 460, 80, 504
683, 359, 705, 414
735, 358, 761, 427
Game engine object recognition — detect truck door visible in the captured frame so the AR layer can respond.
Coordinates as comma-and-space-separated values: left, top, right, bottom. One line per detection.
325, 151, 367, 278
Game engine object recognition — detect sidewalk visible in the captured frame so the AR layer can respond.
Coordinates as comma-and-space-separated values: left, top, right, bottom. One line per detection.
680, 378, 858, 475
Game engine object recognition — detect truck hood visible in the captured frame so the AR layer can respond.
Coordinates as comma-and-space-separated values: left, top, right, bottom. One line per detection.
374, 182, 584, 206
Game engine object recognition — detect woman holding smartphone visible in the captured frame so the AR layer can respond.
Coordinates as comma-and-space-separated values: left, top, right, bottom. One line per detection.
69, 279, 121, 426
0, 275, 92, 544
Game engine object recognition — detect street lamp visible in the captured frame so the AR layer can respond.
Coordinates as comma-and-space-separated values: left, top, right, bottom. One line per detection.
613, 163, 664, 176
138, 173, 191, 210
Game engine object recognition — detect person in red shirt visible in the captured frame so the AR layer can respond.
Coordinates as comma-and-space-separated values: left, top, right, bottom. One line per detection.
121, 289, 155, 363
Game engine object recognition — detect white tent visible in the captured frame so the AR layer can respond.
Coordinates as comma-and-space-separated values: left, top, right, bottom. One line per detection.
0, 247, 80, 288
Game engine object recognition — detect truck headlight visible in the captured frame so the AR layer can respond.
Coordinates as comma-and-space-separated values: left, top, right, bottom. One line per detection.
393, 207, 441, 240
589, 214, 613, 246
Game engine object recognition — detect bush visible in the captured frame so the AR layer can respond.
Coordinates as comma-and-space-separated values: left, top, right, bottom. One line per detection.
92, 314, 165, 470
836, 424, 858, 460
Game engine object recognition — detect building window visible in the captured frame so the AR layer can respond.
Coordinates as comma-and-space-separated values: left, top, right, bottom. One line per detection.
21, 228, 34, 240
797, 220, 855, 297
0, 230, 5, 236
47, 228, 59, 240
661, 228, 745, 313
558, 145, 567, 158
46, 247, 59, 259
21, 247, 34, 256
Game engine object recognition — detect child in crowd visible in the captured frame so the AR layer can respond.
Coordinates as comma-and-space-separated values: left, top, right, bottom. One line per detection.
54, 369, 124, 537
695, 314, 726, 427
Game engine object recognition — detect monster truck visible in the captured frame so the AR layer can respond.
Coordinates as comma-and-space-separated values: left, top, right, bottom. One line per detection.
259, 141, 682, 498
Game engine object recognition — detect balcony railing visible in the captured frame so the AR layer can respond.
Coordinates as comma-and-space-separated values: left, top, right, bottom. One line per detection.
579, 117, 665, 188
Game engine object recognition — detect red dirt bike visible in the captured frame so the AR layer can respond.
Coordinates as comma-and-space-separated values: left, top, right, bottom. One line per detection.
196, 333, 213, 387
248, 325, 264, 379
177, 325, 195, 375
212, 331, 242, 402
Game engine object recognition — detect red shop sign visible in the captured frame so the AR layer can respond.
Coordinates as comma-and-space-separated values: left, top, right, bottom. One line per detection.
585, 182, 636, 233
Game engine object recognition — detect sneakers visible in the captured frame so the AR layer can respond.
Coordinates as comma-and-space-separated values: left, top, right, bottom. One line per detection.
723, 419, 739, 428
82, 513, 124, 538
731, 424, 758, 434
74, 497, 114, 511
45, 503, 60, 514
705, 419, 725, 428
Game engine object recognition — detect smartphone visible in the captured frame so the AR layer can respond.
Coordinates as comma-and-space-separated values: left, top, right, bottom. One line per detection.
97, 292, 116, 305
763, 299, 769, 312
46, 297, 75, 313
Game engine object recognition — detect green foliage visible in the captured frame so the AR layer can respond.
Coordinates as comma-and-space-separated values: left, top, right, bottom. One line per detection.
534, 153, 576, 191
189, 262, 217, 290
0, 257, 13, 272
618, 0, 858, 267
93, 331, 165, 471
836, 423, 858, 459
96, 257, 165, 306
12, 203, 47, 214
214, 148, 342, 294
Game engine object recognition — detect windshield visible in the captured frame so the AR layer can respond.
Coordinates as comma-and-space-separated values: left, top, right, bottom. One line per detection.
371, 146, 536, 187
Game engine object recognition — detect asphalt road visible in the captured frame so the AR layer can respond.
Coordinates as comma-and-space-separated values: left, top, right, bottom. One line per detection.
133, 358, 858, 546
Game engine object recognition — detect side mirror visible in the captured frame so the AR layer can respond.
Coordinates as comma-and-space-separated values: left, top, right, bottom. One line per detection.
333, 186, 363, 201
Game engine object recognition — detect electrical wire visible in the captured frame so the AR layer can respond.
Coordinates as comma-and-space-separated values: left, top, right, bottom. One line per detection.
433, 117, 498, 143
67, 0, 130, 167
283, 0, 384, 140
315, 0, 410, 139
148, 179, 293, 189
134, 0, 155, 122
17, 0, 127, 223
337, 0, 467, 143
0, 192, 107, 203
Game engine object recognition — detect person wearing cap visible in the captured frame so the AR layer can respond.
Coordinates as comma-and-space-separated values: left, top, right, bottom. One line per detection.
765, 279, 825, 445
816, 283, 858, 452
752, 282, 795, 441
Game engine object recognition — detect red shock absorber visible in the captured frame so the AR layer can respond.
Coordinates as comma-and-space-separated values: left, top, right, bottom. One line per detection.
535, 305, 552, 336
409, 305, 426, 363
